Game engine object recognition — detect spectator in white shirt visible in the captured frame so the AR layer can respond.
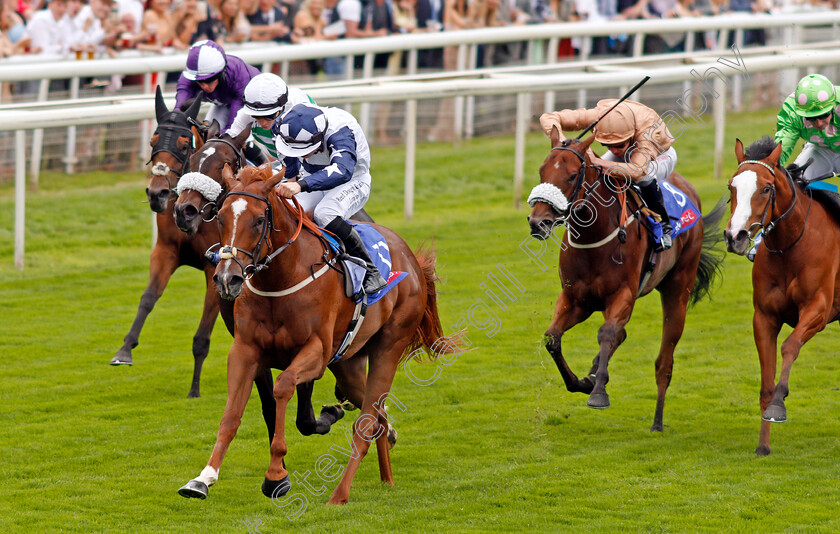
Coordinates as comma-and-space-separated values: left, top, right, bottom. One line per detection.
24, 0, 71, 55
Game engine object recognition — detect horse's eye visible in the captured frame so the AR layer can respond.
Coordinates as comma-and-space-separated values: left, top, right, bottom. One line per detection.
763, 184, 772, 193
255, 216, 265, 227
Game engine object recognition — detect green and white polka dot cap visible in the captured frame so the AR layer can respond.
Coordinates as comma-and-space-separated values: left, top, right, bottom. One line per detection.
794, 74, 837, 118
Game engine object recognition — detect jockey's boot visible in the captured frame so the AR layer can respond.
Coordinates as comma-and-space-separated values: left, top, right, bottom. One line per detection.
639, 180, 673, 252
243, 141, 268, 165
326, 217, 388, 296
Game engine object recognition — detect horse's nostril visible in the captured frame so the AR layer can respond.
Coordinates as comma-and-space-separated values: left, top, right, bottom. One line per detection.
182, 204, 198, 219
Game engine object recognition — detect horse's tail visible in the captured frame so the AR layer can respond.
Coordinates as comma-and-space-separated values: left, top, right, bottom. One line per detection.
689, 196, 727, 307
403, 246, 463, 362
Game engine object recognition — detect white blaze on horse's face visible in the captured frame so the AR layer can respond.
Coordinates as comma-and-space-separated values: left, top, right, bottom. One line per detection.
729, 170, 759, 234
222, 198, 249, 277
198, 147, 215, 173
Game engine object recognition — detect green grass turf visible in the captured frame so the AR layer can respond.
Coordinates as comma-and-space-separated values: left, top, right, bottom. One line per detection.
1, 107, 839, 533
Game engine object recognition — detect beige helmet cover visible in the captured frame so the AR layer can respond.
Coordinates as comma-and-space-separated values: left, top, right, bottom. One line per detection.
594, 104, 636, 145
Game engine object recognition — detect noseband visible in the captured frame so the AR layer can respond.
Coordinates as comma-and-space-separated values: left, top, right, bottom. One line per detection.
737, 159, 811, 253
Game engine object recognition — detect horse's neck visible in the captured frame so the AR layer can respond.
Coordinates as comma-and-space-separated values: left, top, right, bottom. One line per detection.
768, 173, 808, 243
261, 197, 329, 286
567, 173, 621, 236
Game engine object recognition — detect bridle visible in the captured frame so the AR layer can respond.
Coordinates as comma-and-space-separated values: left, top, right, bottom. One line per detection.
550, 140, 589, 217
192, 137, 248, 222
213, 191, 306, 280
737, 159, 811, 254
149, 122, 194, 194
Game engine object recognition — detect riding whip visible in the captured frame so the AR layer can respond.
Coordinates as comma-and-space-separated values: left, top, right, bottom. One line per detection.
575, 76, 651, 140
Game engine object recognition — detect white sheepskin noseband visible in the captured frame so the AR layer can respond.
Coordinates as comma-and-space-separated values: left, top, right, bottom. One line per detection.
176, 172, 223, 201
527, 183, 569, 214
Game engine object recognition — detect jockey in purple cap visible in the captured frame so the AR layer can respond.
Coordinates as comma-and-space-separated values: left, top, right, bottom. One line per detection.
175, 40, 260, 134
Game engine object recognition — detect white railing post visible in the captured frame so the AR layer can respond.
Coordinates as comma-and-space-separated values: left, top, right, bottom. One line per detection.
577, 37, 590, 108
29, 78, 49, 185
545, 37, 559, 114
405, 48, 418, 221
514, 92, 527, 209
732, 29, 744, 111
465, 43, 478, 140
360, 52, 374, 134
714, 75, 727, 180
454, 43, 468, 143
64, 76, 80, 174
15, 129, 25, 270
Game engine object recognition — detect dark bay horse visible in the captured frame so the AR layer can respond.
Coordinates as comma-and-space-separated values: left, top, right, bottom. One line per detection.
724, 137, 840, 456
179, 164, 455, 504
111, 87, 223, 399
527, 130, 725, 431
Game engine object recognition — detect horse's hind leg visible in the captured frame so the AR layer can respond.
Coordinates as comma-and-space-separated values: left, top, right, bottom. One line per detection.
587, 291, 634, 409
112, 246, 178, 366
187, 272, 221, 397
545, 292, 595, 394
650, 271, 694, 432
329, 336, 406, 505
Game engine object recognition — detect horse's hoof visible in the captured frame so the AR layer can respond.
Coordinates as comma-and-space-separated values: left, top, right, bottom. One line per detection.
755, 445, 771, 456
387, 425, 398, 449
320, 404, 345, 423
762, 404, 787, 423
110, 352, 133, 366
650, 423, 663, 433
578, 375, 595, 394
261, 475, 291, 499
587, 392, 610, 409
187, 390, 200, 399
178, 479, 208, 499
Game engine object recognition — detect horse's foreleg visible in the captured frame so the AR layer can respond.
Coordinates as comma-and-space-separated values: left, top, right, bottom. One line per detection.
650, 272, 693, 432
763, 299, 827, 426
187, 272, 221, 398
112, 247, 178, 365
254, 368, 276, 444
263, 338, 326, 499
545, 292, 594, 394
179, 342, 259, 499
754, 309, 780, 456
329, 344, 403, 506
587, 291, 634, 409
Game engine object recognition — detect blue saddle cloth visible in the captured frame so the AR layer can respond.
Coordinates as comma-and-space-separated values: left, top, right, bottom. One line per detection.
321, 222, 408, 304
646, 181, 701, 242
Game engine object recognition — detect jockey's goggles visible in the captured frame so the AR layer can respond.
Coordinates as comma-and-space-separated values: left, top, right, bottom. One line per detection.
807, 110, 833, 121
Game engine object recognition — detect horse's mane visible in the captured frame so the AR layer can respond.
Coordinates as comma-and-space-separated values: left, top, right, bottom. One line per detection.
744, 136, 777, 161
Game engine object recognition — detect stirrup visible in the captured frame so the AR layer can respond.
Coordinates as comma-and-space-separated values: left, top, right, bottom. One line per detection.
655, 229, 673, 252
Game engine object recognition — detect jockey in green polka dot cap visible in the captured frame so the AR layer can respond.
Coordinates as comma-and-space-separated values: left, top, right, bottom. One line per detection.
774, 73, 840, 173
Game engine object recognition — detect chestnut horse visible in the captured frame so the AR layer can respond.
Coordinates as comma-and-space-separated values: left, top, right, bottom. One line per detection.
724, 137, 840, 456
111, 88, 220, 398
178, 164, 455, 504
527, 130, 725, 431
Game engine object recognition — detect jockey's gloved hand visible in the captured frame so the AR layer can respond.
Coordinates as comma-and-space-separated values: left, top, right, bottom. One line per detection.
786, 162, 802, 178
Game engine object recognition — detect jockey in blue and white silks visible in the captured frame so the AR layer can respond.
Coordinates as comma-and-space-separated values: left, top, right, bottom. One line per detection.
174, 40, 260, 133
226, 73, 314, 164
270, 102, 387, 296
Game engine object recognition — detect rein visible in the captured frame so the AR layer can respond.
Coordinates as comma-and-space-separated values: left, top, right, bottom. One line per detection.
738, 159, 812, 254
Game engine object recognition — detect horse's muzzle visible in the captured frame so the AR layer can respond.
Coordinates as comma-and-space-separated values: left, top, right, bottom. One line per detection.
724, 228, 750, 255
174, 202, 200, 235
146, 188, 171, 213
214, 271, 244, 300
528, 216, 558, 240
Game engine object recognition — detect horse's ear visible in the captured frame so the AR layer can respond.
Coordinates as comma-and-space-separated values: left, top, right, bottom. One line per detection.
734, 138, 745, 163
231, 123, 252, 148
208, 120, 221, 139
549, 125, 564, 148
155, 85, 168, 122
222, 163, 236, 190
263, 166, 286, 194
185, 93, 203, 121
580, 133, 596, 151
258, 162, 273, 178
193, 126, 205, 149
767, 142, 783, 167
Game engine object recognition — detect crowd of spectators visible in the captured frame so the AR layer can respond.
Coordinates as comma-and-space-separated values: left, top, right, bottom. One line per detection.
0, 0, 829, 68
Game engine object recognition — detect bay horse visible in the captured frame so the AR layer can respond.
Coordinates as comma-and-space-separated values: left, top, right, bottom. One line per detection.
178, 164, 455, 504
111, 87, 223, 399
527, 129, 725, 431
724, 136, 840, 456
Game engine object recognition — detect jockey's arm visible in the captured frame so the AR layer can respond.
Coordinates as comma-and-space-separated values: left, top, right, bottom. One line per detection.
226, 108, 251, 138
175, 76, 199, 111
297, 128, 358, 192
540, 108, 601, 138
774, 102, 803, 166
